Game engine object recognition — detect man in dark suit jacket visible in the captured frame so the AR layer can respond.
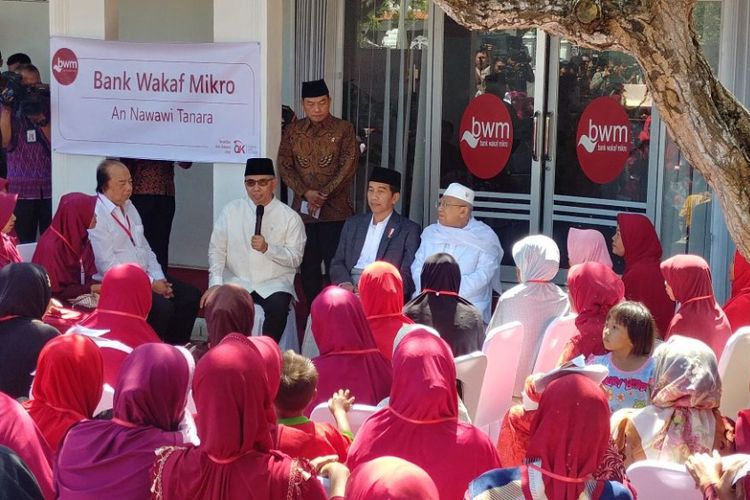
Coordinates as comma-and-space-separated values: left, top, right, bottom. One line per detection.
329, 167, 421, 297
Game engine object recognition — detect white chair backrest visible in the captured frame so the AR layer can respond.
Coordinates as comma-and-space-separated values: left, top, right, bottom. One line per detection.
16, 242, 37, 262
532, 314, 578, 374
94, 383, 115, 417
300, 314, 319, 358
454, 351, 488, 423
309, 402, 378, 435
473, 321, 524, 428
626, 460, 702, 500
718, 327, 750, 417
252, 304, 300, 353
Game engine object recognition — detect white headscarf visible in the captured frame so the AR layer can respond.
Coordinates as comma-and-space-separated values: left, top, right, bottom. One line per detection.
488, 235, 570, 396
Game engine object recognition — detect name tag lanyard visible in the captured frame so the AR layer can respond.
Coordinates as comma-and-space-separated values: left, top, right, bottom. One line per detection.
98, 195, 136, 247
51, 226, 86, 285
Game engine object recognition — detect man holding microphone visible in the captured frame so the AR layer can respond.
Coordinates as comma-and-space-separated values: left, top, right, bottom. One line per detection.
203, 158, 306, 342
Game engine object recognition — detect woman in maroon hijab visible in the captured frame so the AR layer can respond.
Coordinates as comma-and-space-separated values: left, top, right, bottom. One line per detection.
79, 263, 161, 386
724, 250, 750, 332
308, 286, 392, 414
204, 284, 254, 346
559, 262, 625, 363
661, 254, 732, 358
32, 193, 98, 302
0, 191, 21, 269
347, 328, 500, 500
151, 334, 330, 500
56, 343, 192, 499
613, 213, 675, 336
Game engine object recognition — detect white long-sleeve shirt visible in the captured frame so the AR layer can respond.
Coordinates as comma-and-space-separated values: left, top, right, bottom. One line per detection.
208, 196, 305, 299
411, 218, 503, 322
90, 195, 165, 282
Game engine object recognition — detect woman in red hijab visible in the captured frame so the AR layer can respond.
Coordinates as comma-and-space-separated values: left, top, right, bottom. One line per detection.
613, 213, 675, 336
346, 456, 438, 500
0, 191, 21, 269
559, 262, 625, 363
32, 193, 98, 302
204, 284, 254, 346
724, 250, 750, 332
661, 254, 732, 358
56, 343, 192, 499
346, 328, 500, 500
468, 375, 632, 499
0, 391, 54, 500
358, 262, 413, 360
78, 263, 161, 386
308, 286, 392, 413
249, 335, 283, 444
23, 334, 104, 452
151, 333, 330, 500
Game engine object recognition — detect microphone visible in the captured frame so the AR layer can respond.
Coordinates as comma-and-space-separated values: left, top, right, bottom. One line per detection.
254, 205, 264, 236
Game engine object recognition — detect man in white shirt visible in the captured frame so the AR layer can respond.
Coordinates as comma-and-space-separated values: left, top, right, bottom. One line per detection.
329, 167, 421, 296
411, 183, 504, 322
202, 158, 305, 342
89, 159, 201, 344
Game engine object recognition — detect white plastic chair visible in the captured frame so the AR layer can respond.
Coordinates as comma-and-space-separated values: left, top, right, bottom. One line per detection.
532, 314, 578, 374
16, 242, 37, 262
473, 321, 524, 433
718, 327, 750, 417
309, 402, 378, 436
454, 351, 487, 423
300, 314, 319, 358
253, 304, 299, 353
626, 460, 702, 500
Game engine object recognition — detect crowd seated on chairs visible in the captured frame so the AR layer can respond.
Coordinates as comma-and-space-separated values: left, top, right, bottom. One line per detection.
5, 179, 750, 500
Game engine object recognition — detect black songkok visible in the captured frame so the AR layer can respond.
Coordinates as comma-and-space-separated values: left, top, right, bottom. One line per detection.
368, 167, 401, 193
244, 158, 275, 177
301, 79, 329, 99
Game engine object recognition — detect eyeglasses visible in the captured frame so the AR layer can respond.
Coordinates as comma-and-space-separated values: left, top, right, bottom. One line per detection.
244, 178, 274, 187
436, 201, 466, 209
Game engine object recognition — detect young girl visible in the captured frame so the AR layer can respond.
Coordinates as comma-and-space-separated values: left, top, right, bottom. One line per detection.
588, 301, 656, 413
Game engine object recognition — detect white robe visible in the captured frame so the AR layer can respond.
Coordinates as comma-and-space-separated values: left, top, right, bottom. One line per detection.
488, 235, 570, 396
411, 218, 503, 322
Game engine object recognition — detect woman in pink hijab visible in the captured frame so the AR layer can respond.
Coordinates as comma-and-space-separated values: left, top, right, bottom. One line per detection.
559, 262, 625, 363
308, 286, 392, 413
32, 193, 98, 302
78, 263, 161, 386
661, 254, 732, 358
346, 328, 500, 500
346, 456, 438, 500
567, 227, 613, 268
55, 343, 192, 499
151, 334, 330, 499
0, 191, 21, 269
358, 262, 413, 361
723, 250, 750, 331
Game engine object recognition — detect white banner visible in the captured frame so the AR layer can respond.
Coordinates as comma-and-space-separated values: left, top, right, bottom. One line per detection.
50, 37, 261, 163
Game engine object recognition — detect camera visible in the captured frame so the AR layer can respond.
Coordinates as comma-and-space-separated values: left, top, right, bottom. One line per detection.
0, 71, 50, 118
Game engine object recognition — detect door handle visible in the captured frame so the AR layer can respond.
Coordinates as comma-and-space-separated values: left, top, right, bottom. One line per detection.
543, 111, 553, 163
532, 111, 541, 162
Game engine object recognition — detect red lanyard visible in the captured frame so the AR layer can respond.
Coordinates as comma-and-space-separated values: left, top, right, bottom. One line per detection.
423, 288, 459, 297
111, 208, 135, 246
51, 227, 85, 285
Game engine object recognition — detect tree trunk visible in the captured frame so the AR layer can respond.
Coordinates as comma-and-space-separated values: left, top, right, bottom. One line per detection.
432, 0, 750, 258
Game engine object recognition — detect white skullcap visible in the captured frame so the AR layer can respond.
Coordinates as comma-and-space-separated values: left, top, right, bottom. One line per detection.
443, 183, 475, 206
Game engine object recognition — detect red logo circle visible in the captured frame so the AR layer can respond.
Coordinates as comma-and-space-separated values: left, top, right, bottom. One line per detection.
458, 93, 514, 179
51, 48, 79, 86
575, 97, 632, 184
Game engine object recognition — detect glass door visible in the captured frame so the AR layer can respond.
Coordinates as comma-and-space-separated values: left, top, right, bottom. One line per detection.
439, 16, 549, 277
542, 39, 656, 275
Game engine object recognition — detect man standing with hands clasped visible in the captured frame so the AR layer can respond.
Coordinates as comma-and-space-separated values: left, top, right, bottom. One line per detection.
278, 79, 358, 305
203, 158, 305, 343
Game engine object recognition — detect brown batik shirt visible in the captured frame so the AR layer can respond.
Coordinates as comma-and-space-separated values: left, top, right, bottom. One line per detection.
277, 114, 358, 223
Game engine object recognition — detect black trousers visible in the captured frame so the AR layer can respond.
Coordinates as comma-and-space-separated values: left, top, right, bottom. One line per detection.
147, 275, 201, 345
300, 221, 344, 305
130, 194, 175, 271
14, 198, 51, 243
251, 291, 293, 343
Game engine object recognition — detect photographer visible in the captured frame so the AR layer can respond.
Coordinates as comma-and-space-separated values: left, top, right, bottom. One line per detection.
0, 64, 51, 243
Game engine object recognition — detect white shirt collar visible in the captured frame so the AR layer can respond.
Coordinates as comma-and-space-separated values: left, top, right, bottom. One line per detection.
97, 193, 130, 214
370, 211, 393, 227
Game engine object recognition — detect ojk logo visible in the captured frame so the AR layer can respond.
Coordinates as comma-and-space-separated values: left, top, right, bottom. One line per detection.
575, 96, 632, 184
51, 48, 79, 86
458, 93, 514, 179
